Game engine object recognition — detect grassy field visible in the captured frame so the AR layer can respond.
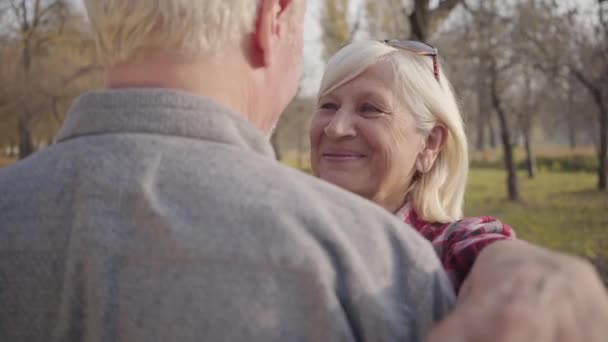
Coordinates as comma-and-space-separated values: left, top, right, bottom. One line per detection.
470, 145, 597, 161
465, 169, 608, 283
280, 150, 608, 282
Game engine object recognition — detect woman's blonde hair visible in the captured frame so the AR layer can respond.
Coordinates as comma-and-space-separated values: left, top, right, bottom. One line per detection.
318, 40, 469, 223
84, 0, 261, 66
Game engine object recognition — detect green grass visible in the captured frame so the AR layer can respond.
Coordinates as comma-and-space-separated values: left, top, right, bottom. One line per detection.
465, 169, 608, 283
280, 154, 608, 283
278, 155, 607, 267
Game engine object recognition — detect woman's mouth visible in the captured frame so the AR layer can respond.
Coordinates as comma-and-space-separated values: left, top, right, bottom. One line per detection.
321, 150, 366, 161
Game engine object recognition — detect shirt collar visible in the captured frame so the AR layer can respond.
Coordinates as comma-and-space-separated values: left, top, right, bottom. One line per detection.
395, 202, 413, 222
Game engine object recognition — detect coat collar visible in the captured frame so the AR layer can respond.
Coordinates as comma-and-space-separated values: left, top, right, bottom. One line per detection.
56, 88, 276, 158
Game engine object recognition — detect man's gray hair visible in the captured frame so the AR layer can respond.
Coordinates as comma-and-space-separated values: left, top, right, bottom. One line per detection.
84, 0, 261, 65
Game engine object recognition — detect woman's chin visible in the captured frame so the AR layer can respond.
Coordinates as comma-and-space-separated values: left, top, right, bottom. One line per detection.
319, 173, 367, 196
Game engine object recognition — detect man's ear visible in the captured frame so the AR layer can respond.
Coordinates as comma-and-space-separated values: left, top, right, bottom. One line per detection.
416, 124, 448, 174
251, 0, 297, 68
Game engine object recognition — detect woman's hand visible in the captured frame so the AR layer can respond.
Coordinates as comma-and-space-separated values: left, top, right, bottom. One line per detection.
426, 240, 608, 342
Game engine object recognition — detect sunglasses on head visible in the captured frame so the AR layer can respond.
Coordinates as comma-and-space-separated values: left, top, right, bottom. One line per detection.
380, 40, 440, 82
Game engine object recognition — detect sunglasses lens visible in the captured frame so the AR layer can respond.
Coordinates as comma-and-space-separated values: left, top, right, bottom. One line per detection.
386, 40, 437, 55
382, 39, 440, 82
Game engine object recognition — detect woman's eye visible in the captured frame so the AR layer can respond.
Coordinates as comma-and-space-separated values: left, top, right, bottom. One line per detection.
360, 104, 382, 114
320, 102, 338, 111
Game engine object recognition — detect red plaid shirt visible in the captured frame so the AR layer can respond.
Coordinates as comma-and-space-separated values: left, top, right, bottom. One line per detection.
396, 204, 516, 293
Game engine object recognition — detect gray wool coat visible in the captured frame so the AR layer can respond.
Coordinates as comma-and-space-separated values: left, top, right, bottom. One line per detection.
0, 88, 455, 342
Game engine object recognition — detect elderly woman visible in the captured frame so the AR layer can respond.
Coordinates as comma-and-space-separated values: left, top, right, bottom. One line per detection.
310, 40, 608, 341
310, 39, 512, 292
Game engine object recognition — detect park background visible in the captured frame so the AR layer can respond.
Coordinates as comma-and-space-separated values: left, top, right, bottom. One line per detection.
1, 0, 607, 283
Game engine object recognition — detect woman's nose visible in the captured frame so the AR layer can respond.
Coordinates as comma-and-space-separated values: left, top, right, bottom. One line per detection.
324, 110, 356, 139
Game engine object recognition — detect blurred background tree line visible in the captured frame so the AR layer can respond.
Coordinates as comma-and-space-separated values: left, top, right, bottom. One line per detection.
0, 0, 102, 159
310, 0, 607, 196
1, 0, 607, 280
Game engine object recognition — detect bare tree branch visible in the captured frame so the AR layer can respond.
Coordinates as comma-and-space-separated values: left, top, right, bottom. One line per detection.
431, 0, 465, 27
570, 68, 601, 100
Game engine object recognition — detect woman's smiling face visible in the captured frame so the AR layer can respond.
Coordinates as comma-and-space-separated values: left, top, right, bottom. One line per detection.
310, 60, 426, 212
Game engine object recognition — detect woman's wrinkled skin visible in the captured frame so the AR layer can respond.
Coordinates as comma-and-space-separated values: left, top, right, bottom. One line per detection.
310, 60, 445, 213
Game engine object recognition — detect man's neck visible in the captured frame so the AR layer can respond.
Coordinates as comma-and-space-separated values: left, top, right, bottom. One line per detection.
106, 51, 268, 133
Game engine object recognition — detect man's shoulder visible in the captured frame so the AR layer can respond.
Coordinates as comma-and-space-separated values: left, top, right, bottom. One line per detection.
235, 155, 391, 218
0, 136, 402, 238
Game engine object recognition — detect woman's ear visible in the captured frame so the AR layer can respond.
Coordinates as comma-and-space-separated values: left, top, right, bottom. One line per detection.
416, 124, 448, 174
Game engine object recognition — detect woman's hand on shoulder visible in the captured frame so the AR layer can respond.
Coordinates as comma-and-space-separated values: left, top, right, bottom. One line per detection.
426, 240, 608, 342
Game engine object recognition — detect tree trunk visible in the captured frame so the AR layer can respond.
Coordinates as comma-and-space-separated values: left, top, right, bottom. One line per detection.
490, 69, 520, 201
523, 126, 537, 179
475, 114, 485, 151
475, 63, 487, 151
570, 69, 607, 190
18, 37, 34, 160
567, 83, 577, 149
521, 69, 536, 179
18, 114, 34, 159
409, 0, 464, 41
597, 97, 607, 191
409, 0, 430, 41
488, 118, 498, 149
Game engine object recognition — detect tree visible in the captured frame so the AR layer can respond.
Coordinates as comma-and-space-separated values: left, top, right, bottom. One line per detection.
511, 66, 540, 179
2, 0, 68, 158
489, 59, 520, 201
365, 0, 465, 40
321, 0, 351, 61
506, 0, 561, 179
522, 0, 608, 190
409, 0, 465, 41
459, 0, 521, 200
568, 0, 608, 190
365, 0, 409, 38
0, 0, 102, 157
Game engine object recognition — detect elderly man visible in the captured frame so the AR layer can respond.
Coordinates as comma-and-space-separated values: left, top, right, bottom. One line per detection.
0, 1, 455, 341
2, 1, 608, 342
